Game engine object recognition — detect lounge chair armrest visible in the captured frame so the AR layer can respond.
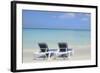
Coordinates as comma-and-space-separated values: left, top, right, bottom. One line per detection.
67, 48, 72, 51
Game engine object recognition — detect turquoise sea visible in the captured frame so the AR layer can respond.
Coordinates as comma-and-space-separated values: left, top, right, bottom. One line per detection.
23, 29, 90, 49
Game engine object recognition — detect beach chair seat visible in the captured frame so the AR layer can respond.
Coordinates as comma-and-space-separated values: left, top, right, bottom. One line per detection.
56, 43, 73, 59
33, 43, 48, 60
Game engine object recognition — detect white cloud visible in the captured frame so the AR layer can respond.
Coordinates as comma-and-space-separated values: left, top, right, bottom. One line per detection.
81, 14, 90, 21
59, 13, 76, 19
81, 17, 88, 21
53, 13, 76, 19
84, 13, 90, 16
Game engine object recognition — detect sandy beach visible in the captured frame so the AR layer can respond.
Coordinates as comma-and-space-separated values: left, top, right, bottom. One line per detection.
23, 44, 91, 63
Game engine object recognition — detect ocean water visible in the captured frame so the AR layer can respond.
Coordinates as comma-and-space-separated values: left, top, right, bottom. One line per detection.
23, 29, 90, 49
22, 29, 91, 63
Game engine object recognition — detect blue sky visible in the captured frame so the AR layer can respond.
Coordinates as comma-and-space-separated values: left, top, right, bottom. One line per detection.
22, 10, 91, 30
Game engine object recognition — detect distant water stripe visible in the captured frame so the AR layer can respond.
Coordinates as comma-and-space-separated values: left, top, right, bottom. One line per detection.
22, 28, 90, 31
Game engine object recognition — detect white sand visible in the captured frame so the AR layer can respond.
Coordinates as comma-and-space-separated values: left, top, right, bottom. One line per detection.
23, 45, 91, 63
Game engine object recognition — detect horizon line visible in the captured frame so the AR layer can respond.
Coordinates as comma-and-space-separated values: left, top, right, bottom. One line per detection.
22, 28, 90, 31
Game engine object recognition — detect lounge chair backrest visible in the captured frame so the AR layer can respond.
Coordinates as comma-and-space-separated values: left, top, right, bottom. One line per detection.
58, 43, 68, 52
38, 43, 48, 52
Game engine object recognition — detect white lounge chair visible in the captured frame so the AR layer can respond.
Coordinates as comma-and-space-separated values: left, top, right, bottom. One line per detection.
33, 43, 48, 60
56, 43, 73, 59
